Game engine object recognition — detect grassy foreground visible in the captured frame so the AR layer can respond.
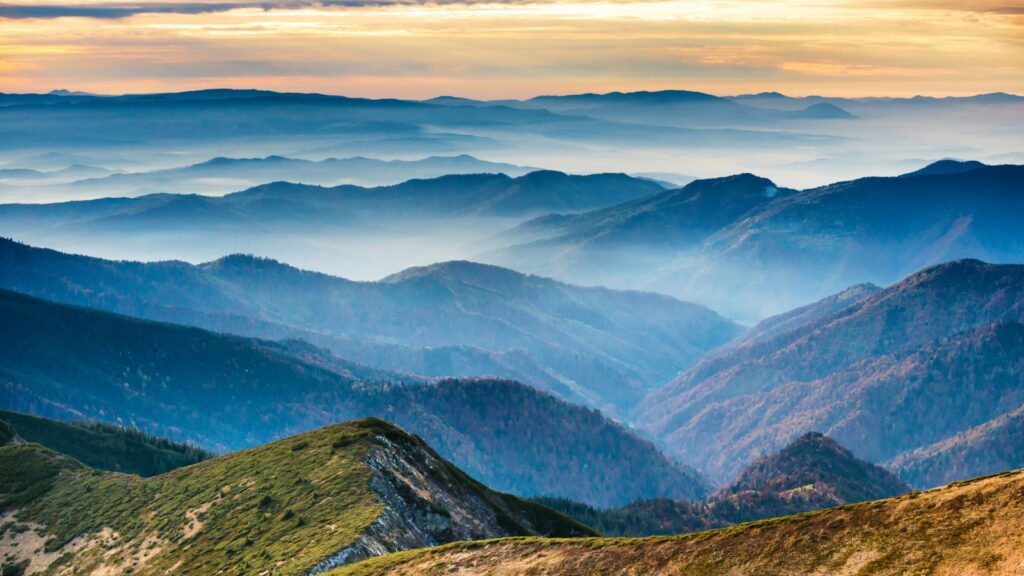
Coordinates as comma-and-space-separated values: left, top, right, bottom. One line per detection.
330, 468, 1024, 576
0, 420, 384, 575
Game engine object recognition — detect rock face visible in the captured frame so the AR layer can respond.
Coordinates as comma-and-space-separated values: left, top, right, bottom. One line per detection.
638, 259, 1024, 484
0, 418, 592, 576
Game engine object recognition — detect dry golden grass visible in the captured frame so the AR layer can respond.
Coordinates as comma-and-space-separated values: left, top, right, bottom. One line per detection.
333, 469, 1024, 576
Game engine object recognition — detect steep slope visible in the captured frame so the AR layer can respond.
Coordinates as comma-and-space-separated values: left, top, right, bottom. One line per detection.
0, 239, 739, 414
0, 410, 213, 477
487, 162, 1024, 321
534, 433, 909, 537
331, 468, 1024, 576
0, 288, 710, 506
638, 260, 1024, 482
0, 418, 593, 576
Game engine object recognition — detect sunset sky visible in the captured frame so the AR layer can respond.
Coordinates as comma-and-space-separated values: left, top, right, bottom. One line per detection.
1, 0, 1022, 98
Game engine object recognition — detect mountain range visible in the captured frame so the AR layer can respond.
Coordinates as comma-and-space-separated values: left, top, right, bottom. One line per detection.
0, 169, 665, 231
486, 160, 1024, 320
0, 238, 739, 414
0, 418, 593, 575
427, 89, 859, 128
638, 259, 1024, 484
0, 287, 710, 506
0, 154, 544, 202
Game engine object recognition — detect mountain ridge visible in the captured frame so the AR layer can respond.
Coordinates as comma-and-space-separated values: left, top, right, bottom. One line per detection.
637, 259, 1024, 483
0, 418, 594, 575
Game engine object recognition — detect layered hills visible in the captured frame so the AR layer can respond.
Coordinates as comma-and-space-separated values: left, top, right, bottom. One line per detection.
0, 238, 739, 414
65, 154, 539, 197
0, 170, 665, 235
332, 467, 1024, 576
0, 418, 593, 576
488, 161, 1024, 321
0, 287, 710, 506
638, 259, 1024, 483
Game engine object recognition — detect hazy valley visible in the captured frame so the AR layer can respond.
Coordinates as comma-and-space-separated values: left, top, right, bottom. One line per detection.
1, 84, 1022, 576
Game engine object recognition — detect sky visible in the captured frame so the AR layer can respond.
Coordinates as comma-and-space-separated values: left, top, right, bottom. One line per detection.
0, 0, 1022, 98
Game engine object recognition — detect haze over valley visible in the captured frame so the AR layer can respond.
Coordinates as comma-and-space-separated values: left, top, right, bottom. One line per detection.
2, 0, 1023, 573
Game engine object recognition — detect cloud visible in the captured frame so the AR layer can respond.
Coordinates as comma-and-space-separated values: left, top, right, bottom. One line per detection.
0, 0, 428, 19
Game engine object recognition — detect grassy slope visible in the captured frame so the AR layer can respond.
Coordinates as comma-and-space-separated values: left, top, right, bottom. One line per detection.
0, 418, 592, 576
0, 420, 384, 576
332, 468, 1024, 576
0, 410, 213, 477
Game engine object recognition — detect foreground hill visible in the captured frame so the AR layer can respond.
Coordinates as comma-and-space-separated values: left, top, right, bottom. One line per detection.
638, 259, 1024, 483
487, 161, 1024, 321
536, 432, 909, 537
0, 418, 593, 575
332, 467, 1024, 576
0, 238, 739, 414
0, 288, 709, 506
0, 410, 213, 476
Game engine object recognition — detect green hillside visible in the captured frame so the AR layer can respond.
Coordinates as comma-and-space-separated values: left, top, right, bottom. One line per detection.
0, 418, 591, 576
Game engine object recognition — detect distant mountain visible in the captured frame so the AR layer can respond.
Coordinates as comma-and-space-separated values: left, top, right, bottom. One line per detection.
0, 287, 711, 506
0, 170, 666, 238
462, 90, 857, 128
487, 161, 1024, 321
485, 172, 793, 295
0, 418, 593, 575
0, 238, 739, 414
336, 467, 1024, 576
0, 409, 213, 476
64, 154, 539, 196
535, 432, 909, 536
637, 260, 1024, 483
899, 158, 987, 177
0, 88, 815, 158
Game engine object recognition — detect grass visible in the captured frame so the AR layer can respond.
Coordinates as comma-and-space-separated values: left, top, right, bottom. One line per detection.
0, 419, 391, 576
327, 467, 1024, 576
